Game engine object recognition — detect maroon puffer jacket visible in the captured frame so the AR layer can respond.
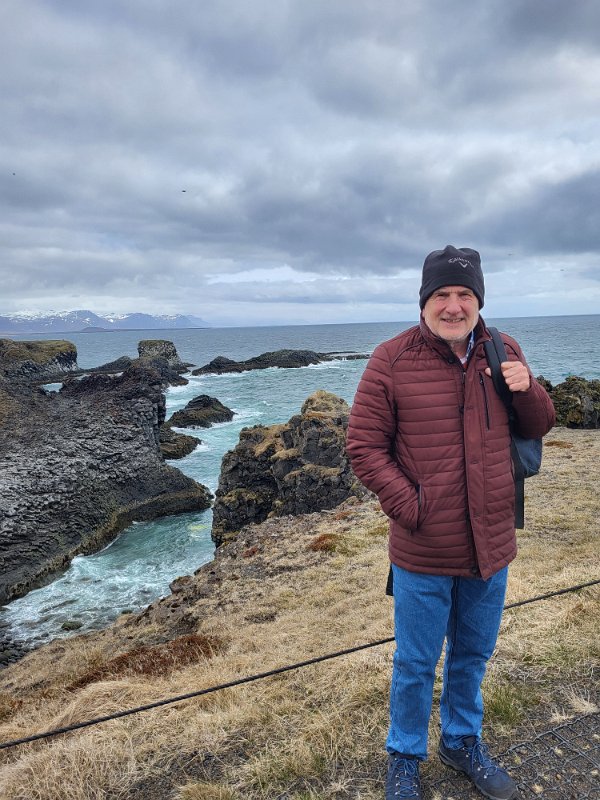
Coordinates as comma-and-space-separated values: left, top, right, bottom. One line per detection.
346, 317, 555, 579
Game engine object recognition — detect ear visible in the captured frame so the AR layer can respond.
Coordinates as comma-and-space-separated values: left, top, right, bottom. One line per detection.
484, 367, 491, 377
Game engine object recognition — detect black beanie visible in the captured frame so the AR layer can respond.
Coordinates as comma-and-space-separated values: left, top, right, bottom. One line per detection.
419, 245, 485, 309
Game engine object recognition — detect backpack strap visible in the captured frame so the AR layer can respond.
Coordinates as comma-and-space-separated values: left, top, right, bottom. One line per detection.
483, 327, 526, 528
385, 563, 394, 596
484, 327, 513, 410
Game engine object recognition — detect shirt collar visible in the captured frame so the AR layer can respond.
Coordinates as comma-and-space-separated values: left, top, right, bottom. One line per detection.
460, 330, 476, 365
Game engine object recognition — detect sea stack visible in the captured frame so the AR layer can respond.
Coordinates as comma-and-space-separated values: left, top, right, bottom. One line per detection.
211, 390, 367, 546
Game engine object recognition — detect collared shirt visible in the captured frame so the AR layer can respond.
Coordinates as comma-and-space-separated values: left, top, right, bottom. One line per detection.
460, 330, 475, 367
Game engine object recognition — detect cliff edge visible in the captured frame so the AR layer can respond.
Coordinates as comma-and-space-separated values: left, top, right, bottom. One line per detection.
0, 361, 211, 605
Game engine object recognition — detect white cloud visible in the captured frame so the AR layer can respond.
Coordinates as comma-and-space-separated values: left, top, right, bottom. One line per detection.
1, 0, 600, 324
205, 265, 322, 285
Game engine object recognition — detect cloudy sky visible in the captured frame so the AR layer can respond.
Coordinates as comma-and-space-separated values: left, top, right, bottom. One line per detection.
2, 1, 600, 326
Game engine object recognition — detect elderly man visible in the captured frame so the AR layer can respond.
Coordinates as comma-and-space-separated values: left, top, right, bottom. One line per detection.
346, 246, 555, 800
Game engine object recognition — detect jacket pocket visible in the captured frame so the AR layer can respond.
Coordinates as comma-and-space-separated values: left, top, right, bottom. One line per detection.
414, 483, 428, 531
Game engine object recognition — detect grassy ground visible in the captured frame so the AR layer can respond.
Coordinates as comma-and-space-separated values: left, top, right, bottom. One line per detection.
0, 427, 598, 799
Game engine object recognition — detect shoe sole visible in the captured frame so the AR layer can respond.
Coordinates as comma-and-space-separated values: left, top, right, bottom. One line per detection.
438, 751, 518, 800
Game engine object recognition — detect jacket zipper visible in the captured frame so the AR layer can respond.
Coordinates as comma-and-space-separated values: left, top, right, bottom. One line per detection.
479, 373, 490, 429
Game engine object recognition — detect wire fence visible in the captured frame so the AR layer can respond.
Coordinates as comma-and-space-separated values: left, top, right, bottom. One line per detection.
1, 577, 598, 753
429, 712, 600, 799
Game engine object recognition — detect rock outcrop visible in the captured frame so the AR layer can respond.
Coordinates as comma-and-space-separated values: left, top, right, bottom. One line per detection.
193, 350, 323, 375
166, 395, 234, 429
191, 349, 368, 376
159, 427, 200, 460
0, 362, 212, 605
0, 338, 192, 390
136, 355, 189, 387
0, 339, 79, 383
92, 341, 190, 387
93, 355, 134, 374
138, 340, 188, 372
540, 375, 600, 429
211, 390, 367, 546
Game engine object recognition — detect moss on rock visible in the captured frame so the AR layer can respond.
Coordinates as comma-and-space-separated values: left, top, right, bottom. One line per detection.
0, 338, 76, 365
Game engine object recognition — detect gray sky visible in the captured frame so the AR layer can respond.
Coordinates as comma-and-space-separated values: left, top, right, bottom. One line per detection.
2, 0, 600, 326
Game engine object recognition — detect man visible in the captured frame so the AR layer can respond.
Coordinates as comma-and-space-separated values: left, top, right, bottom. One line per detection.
345, 246, 555, 800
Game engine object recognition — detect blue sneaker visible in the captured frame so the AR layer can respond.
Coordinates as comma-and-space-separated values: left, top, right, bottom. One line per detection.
385, 754, 421, 799
438, 736, 517, 799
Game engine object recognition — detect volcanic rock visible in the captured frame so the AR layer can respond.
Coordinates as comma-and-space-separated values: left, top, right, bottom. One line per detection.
134, 340, 191, 387
159, 426, 200, 459
0, 362, 212, 605
90, 342, 190, 387
192, 349, 324, 375
93, 355, 134, 374
0, 339, 79, 383
544, 375, 600, 428
166, 395, 234, 429
211, 390, 367, 546
192, 349, 370, 376
138, 339, 188, 372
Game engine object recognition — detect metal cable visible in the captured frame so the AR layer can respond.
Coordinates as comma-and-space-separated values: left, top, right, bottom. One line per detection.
1, 577, 598, 752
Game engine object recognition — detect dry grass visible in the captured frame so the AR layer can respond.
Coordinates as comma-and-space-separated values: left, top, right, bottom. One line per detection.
0, 427, 597, 799
308, 533, 341, 553
69, 634, 224, 691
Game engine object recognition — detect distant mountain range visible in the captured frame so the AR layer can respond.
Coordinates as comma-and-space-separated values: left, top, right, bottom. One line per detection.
0, 311, 209, 334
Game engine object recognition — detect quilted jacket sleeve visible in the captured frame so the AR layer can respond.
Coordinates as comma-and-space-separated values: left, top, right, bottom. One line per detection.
502, 335, 556, 438
346, 344, 419, 530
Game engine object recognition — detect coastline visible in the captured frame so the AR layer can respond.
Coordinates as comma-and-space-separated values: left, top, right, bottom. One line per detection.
0, 360, 212, 611
0, 426, 597, 798
2, 321, 598, 661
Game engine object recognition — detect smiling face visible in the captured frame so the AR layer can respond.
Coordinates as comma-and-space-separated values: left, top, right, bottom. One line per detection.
422, 284, 480, 355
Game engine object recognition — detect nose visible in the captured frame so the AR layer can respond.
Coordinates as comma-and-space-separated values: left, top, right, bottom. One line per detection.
445, 295, 462, 314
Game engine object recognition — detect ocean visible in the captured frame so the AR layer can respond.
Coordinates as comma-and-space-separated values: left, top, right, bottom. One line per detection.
3, 315, 599, 649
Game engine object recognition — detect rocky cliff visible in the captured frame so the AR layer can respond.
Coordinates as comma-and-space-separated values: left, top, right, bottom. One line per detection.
211, 390, 367, 546
0, 362, 212, 605
0, 339, 79, 382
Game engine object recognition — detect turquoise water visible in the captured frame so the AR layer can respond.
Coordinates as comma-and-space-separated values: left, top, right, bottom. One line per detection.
2, 315, 598, 648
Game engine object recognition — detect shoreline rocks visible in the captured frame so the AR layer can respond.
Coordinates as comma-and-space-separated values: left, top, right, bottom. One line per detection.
92, 355, 134, 374
1, 337, 195, 388
138, 339, 189, 372
165, 395, 234, 429
211, 390, 368, 546
192, 349, 369, 376
159, 427, 200, 459
0, 338, 79, 383
1, 330, 598, 662
539, 375, 600, 429
0, 362, 212, 606
137, 340, 192, 387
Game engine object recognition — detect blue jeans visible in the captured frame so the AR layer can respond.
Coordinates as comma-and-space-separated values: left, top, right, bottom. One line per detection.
386, 564, 508, 760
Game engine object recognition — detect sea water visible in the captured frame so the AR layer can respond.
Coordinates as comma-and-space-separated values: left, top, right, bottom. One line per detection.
2, 315, 598, 648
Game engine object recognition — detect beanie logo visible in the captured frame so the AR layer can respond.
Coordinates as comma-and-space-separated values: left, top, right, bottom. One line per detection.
448, 256, 472, 269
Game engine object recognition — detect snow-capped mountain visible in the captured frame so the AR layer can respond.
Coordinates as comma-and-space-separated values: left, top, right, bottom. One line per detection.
0, 311, 209, 334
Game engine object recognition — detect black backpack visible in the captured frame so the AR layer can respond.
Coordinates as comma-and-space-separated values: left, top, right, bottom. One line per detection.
484, 327, 542, 529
